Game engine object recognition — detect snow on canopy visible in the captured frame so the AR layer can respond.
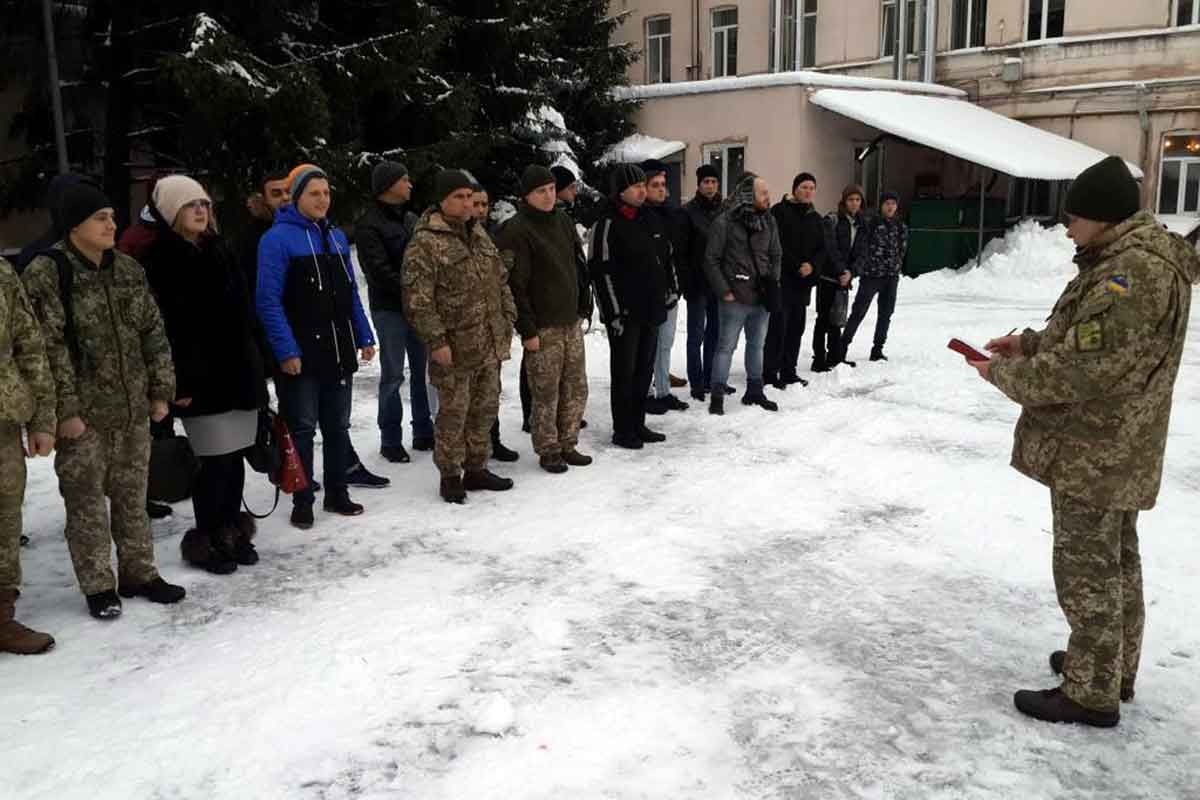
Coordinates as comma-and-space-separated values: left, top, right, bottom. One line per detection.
810, 89, 1144, 181
597, 133, 686, 166
614, 70, 966, 101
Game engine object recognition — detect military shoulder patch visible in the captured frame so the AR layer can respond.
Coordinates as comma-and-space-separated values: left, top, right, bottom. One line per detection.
1106, 275, 1130, 296
1076, 318, 1105, 352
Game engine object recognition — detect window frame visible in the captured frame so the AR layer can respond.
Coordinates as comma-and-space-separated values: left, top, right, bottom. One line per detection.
951, 0, 988, 50
711, 6, 739, 78
645, 15, 672, 84
1158, 133, 1200, 215
1175, 0, 1200, 27
1026, 0, 1066, 42
702, 142, 747, 190
881, 0, 920, 58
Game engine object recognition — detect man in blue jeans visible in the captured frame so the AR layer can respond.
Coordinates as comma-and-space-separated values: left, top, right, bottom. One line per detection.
354, 161, 434, 462
683, 164, 724, 401
702, 173, 782, 414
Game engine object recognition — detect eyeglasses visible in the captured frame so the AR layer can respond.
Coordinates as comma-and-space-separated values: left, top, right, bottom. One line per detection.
184, 199, 212, 211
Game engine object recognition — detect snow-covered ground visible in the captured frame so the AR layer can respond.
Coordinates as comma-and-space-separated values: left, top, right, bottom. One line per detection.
6, 224, 1200, 799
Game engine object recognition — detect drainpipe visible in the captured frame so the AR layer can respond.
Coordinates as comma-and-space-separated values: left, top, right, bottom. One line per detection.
922, 0, 938, 83
42, 0, 69, 174
693, 0, 701, 80
895, 0, 909, 81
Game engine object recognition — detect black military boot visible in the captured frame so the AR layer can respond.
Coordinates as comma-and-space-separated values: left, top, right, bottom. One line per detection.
86, 590, 122, 620
463, 469, 515, 492
1050, 650, 1134, 702
709, 386, 726, 416
380, 444, 410, 464
1013, 686, 1119, 728
440, 475, 466, 504
290, 502, 314, 530
562, 449, 593, 467
637, 425, 666, 444
324, 490, 365, 517
491, 428, 520, 463
539, 454, 568, 474
118, 576, 186, 605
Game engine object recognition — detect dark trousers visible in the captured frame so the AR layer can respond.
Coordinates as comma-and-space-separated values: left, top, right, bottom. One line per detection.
843, 275, 899, 351
686, 293, 720, 392
813, 282, 846, 365
763, 291, 808, 381
192, 452, 245, 531
608, 322, 658, 437
276, 374, 353, 506
519, 353, 532, 429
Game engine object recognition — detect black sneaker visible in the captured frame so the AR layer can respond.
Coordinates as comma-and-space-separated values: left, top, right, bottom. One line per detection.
611, 433, 644, 450
690, 388, 707, 402
346, 464, 390, 488
784, 374, 809, 386
440, 476, 466, 504
870, 347, 888, 362
118, 576, 186, 604
644, 397, 669, 416
743, 392, 780, 412
1049, 650, 1134, 702
1013, 686, 1119, 728
380, 444, 410, 464
463, 469, 515, 492
86, 590, 122, 620
291, 503, 314, 530
637, 426, 666, 444
663, 395, 689, 411
323, 493, 365, 516
412, 435, 435, 452
146, 501, 173, 520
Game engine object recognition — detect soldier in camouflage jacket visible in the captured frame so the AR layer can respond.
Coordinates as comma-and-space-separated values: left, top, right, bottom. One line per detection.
975, 157, 1200, 727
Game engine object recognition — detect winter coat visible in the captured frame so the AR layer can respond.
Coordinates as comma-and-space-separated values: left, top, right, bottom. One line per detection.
496, 202, 582, 340
401, 210, 517, 369
116, 206, 160, 263
703, 210, 783, 308
0, 258, 55, 434
859, 214, 908, 278
586, 202, 674, 334
989, 210, 1200, 510
354, 200, 419, 313
238, 215, 273, 297
256, 204, 376, 382
684, 192, 723, 299
22, 243, 175, 431
823, 211, 868, 279
142, 228, 267, 418
771, 197, 826, 300
644, 201, 690, 305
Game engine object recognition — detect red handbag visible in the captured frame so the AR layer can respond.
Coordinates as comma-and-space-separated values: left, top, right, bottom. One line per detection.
273, 413, 309, 495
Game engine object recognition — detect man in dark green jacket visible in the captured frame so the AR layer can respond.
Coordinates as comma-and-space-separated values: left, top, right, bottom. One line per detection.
497, 166, 592, 474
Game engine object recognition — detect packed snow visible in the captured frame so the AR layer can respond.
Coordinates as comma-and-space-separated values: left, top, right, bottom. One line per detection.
5, 223, 1200, 799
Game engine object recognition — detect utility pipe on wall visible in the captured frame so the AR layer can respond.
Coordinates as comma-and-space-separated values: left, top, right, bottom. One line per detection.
895, 0, 909, 81
923, 0, 938, 83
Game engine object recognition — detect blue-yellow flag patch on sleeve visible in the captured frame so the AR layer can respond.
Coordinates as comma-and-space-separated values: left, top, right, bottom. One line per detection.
1107, 276, 1130, 296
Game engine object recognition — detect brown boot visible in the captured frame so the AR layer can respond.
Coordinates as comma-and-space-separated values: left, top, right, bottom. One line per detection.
0, 590, 55, 655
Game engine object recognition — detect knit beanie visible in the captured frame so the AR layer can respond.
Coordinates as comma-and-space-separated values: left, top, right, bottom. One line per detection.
46, 173, 100, 234
792, 172, 817, 192
152, 175, 210, 227
371, 160, 409, 197
287, 163, 327, 202
639, 159, 669, 180
435, 169, 475, 202
841, 184, 866, 204
551, 165, 577, 193
696, 163, 720, 183
880, 190, 900, 205
609, 163, 646, 198
1064, 155, 1141, 223
59, 183, 114, 232
520, 164, 557, 197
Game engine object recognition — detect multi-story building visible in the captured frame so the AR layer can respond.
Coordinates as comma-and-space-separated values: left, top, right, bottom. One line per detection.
610, 0, 1200, 237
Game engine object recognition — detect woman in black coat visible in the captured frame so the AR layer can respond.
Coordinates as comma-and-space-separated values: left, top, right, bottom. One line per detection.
142, 175, 267, 574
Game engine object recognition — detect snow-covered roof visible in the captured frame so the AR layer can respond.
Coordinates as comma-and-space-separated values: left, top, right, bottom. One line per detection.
598, 134, 686, 165
1157, 214, 1200, 239
810, 89, 1144, 181
614, 71, 966, 101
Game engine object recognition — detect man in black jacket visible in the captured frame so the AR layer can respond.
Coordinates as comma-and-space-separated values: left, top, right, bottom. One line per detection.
355, 161, 434, 464
639, 159, 688, 415
684, 164, 725, 401
766, 172, 826, 388
816, 184, 866, 371
587, 164, 671, 450
843, 191, 909, 362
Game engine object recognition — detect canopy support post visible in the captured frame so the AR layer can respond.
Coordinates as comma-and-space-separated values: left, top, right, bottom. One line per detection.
977, 169, 986, 268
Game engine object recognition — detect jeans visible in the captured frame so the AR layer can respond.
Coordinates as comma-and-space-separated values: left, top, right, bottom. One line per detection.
843, 275, 899, 351
192, 452, 245, 531
608, 322, 658, 437
373, 309, 433, 447
686, 294, 720, 391
763, 290, 808, 380
711, 301, 770, 389
276, 374, 353, 506
651, 304, 679, 398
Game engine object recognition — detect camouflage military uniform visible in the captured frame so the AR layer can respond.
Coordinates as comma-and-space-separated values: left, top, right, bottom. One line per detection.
402, 211, 516, 477
989, 210, 1200, 711
22, 243, 176, 595
524, 325, 587, 456
0, 258, 56, 594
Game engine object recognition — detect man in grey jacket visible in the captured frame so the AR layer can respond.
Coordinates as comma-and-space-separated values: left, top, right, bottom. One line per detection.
703, 173, 783, 414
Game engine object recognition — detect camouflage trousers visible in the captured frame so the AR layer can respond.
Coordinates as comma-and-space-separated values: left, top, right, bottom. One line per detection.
525, 325, 588, 457
1051, 490, 1144, 712
0, 424, 27, 593
55, 424, 160, 595
430, 360, 501, 477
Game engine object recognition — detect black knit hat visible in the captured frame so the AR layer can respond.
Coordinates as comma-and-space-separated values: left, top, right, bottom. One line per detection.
880, 190, 900, 205
609, 163, 646, 198
696, 164, 720, 183
792, 172, 817, 192
371, 160, 409, 197
1065, 156, 1141, 223
639, 159, 669, 179
551, 165, 577, 192
434, 169, 475, 202
520, 164, 556, 197
59, 183, 113, 232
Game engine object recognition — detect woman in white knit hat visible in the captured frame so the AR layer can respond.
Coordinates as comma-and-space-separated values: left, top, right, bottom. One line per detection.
142, 175, 268, 574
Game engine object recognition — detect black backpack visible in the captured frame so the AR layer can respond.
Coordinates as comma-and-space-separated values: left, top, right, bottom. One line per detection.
22, 250, 82, 365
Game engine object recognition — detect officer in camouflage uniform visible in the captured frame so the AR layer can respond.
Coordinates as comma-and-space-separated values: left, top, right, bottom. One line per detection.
973, 156, 1200, 727
402, 170, 518, 503
22, 183, 186, 619
0, 257, 57, 654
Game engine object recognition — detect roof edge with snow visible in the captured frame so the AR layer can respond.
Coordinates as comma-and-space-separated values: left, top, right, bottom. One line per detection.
614, 71, 966, 101
597, 134, 687, 166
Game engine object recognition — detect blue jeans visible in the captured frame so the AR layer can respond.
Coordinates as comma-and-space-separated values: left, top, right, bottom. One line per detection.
651, 304, 679, 398
373, 309, 433, 446
276, 374, 353, 506
686, 294, 719, 391
711, 301, 770, 389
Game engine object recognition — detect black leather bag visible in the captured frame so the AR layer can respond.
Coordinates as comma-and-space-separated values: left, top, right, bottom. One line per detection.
147, 435, 198, 503
244, 408, 282, 476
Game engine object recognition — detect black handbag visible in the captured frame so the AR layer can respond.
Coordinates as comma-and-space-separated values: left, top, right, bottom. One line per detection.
147, 435, 198, 503
244, 408, 282, 476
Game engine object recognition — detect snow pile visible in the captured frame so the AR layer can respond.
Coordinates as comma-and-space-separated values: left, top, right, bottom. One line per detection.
597, 133, 686, 165
471, 693, 516, 736
919, 219, 1077, 298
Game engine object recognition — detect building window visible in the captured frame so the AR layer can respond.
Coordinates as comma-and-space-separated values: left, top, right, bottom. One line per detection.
770, 0, 818, 71
646, 16, 671, 84
951, 0, 987, 49
1007, 179, 1061, 221
1177, 0, 1200, 26
703, 143, 746, 190
712, 7, 738, 77
1027, 0, 1065, 41
881, 0, 921, 58
1159, 134, 1200, 215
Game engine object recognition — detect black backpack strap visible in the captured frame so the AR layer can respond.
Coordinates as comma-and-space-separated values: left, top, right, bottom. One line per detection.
39, 250, 80, 365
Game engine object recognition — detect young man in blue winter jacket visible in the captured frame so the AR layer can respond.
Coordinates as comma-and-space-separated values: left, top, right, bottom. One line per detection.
842, 190, 908, 362
257, 164, 377, 530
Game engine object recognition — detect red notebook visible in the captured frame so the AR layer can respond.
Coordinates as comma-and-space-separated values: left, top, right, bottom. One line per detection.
948, 338, 991, 362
